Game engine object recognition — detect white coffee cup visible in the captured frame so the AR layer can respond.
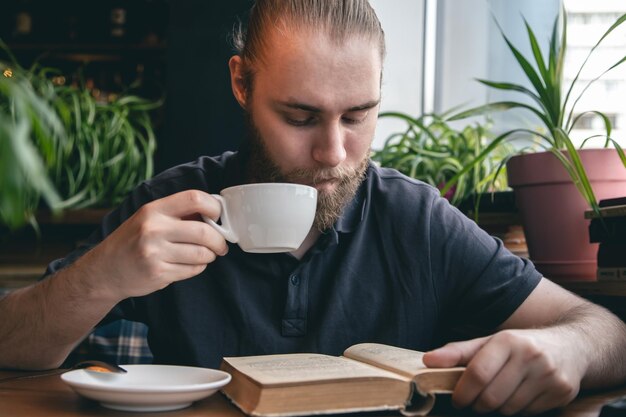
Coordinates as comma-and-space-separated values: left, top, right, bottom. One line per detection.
203, 183, 318, 253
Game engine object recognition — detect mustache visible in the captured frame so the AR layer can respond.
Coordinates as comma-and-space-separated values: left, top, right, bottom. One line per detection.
284, 165, 357, 186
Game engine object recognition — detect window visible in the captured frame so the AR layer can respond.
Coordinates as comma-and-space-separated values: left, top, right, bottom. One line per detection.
371, 1, 626, 150
569, 12, 623, 25
573, 113, 618, 130
564, 0, 626, 146
434, 0, 560, 135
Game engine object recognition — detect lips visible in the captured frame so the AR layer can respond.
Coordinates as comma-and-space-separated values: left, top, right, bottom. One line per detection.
311, 178, 340, 193
286, 170, 344, 189
315, 177, 337, 184
312, 177, 339, 186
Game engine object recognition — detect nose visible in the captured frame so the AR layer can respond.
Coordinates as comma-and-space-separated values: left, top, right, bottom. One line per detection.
312, 120, 347, 167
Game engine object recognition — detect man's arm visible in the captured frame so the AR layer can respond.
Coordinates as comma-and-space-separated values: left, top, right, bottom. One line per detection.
500, 278, 626, 388
423, 277, 626, 415
0, 250, 122, 370
0, 190, 228, 370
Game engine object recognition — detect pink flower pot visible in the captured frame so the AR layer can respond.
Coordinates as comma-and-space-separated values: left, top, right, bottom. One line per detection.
507, 149, 626, 281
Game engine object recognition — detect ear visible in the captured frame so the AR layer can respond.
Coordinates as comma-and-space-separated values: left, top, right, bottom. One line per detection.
229, 55, 248, 109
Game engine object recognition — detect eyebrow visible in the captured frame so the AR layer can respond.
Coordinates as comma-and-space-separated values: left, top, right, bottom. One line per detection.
276, 99, 381, 113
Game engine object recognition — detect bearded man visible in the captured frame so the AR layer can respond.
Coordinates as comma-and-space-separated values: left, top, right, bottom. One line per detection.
2, 1, 626, 415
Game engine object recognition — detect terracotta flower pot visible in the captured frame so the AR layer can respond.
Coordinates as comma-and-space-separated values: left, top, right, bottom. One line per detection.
507, 149, 626, 281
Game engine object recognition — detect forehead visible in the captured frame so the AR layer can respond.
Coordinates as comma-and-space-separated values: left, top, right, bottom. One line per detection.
253, 28, 382, 108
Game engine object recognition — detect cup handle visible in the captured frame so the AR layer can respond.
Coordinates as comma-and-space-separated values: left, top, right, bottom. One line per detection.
202, 195, 238, 243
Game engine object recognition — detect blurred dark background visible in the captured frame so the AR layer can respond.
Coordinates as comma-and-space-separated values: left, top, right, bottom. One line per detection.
163, 0, 251, 172
0, 0, 253, 174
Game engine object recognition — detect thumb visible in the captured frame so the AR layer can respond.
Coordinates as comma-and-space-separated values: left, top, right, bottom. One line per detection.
423, 336, 490, 368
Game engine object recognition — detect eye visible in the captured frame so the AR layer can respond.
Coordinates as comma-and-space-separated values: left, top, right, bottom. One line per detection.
285, 117, 315, 127
283, 111, 317, 126
342, 116, 361, 125
342, 110, 369, 125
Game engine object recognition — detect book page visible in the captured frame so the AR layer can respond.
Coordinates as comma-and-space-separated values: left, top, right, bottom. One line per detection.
343, 343, 429, 379
223, 353, 409, 386
344, 343, 464, 394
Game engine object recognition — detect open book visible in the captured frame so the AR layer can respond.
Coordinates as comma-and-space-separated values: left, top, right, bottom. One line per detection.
220, 343, 464, 417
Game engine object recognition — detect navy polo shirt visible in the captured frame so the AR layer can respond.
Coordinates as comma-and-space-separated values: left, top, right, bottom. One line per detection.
45, 151, 541, 368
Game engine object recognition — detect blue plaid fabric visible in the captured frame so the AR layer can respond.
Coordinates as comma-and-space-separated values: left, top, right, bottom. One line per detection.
65, 320, 153, 366
1, 285, 152, 366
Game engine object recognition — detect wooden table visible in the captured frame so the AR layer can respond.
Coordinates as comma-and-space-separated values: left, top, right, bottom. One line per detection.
1, 370, 625, 417
0, 370, 244, 417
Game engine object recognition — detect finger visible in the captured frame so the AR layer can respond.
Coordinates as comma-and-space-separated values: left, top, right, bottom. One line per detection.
471, 356, 529, 413
517, 387, 575, 416
164, 220, 229, 255
452, 337, 513, 409
162, 242, 219, 265
152, 190, 222, 220
423, 336, 490, 368
499, 358, 578, 415
164, 263, 210, 283
496, 378, 543, 416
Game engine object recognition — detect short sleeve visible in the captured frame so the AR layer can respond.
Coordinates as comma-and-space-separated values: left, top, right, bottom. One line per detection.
428, 195, 542, 333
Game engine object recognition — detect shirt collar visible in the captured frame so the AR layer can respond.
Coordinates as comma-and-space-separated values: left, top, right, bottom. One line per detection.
222, 150, 248, 188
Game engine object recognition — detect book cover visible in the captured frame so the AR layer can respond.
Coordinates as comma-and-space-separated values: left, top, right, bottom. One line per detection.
584, 196, 626, 220
589, 217, 626, 243
597, 267, 626, 281
598, 243, 626, 268
600, 197, 626, 208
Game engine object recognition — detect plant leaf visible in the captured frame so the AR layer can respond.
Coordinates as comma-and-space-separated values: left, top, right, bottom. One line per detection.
524, 18, 549, 86
448, 101, 552, 129
569, 111, 612, 144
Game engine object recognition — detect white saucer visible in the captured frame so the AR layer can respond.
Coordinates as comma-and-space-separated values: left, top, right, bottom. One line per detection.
61, 364, 231, 412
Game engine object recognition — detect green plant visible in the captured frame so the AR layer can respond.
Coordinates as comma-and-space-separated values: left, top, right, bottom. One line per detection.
0, 62, 65, 229
38, 72, 159, 210
372, 112, 510, 214
0, 39, 160, 229
445, 9, 626, 215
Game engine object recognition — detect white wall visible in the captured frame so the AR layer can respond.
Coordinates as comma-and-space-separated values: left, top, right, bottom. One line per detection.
369, 0, 424, 150
436, 0, 490, 114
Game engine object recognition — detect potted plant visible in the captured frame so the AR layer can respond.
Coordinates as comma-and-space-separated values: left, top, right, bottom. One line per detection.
0, 40, 160, 231
372, 112, 511, 217
445, 10, 626, 280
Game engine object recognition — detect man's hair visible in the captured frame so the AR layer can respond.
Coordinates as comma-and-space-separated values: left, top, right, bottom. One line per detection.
232, 0, 386, 94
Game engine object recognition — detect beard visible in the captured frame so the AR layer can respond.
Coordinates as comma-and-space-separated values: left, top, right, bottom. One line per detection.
244, 114, 369, 232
